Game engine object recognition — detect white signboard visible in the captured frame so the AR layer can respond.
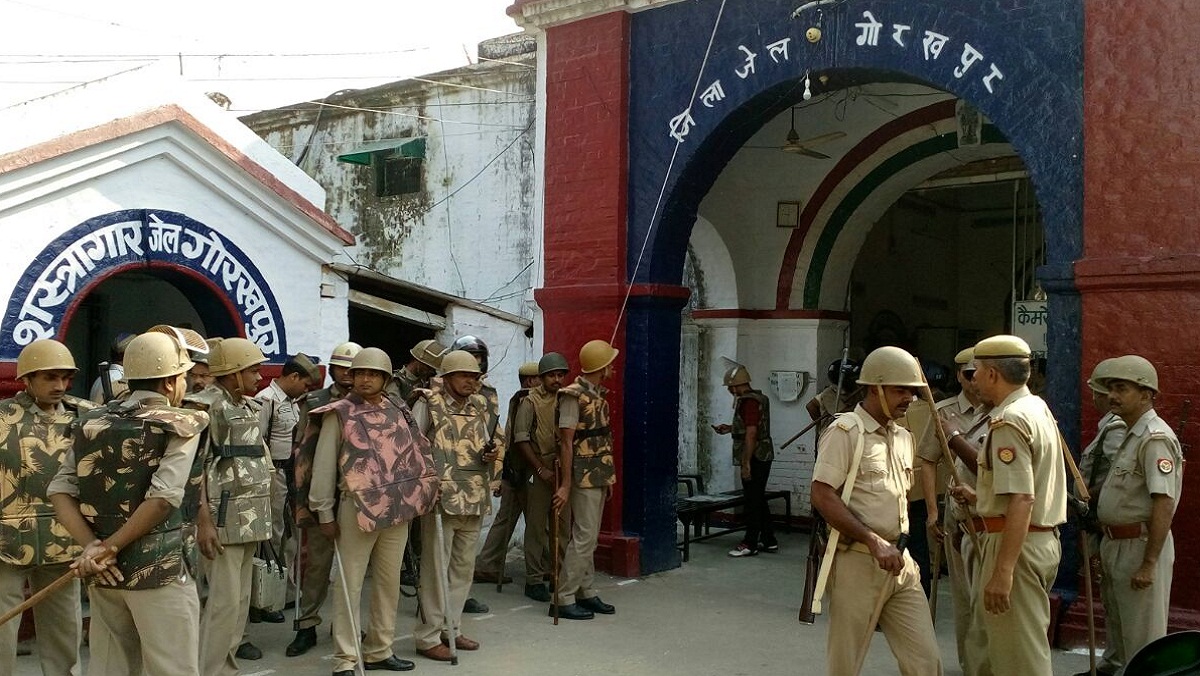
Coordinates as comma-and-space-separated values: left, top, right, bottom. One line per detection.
1013, 301, 1047, 359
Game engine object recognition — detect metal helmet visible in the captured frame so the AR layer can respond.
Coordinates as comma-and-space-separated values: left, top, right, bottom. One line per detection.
857, 346, 924, 388
723, 365, 751, 387
518, 361, 540, 378
1101, 354, 1160, 393
124, 330, 198, 380
412, 339, 447, 370
973, 335, 1032, 360
452, 335, 489, 373
827, 358, 861, 385
16, 339, 77, 378
206, 337, 267, 377
538, 352, 570, 375
440, 350, 482, 376
328, 341, 363, 369
579, 339, 619, 374
1087, 357, 1122, 394
349, 347, 393, 376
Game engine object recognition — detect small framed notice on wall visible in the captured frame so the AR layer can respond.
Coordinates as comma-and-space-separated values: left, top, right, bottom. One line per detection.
776, 201, 801, 228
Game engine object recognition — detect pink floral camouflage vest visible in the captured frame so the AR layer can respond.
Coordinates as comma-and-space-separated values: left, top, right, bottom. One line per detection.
311, 394, 438, 532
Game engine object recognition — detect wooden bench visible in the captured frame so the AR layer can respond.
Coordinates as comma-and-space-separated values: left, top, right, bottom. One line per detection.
676, 489, 791, 562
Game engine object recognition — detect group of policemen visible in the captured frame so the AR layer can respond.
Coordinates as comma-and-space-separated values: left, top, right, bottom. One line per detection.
0, 327, 622, 675
805, 335, 1182, 676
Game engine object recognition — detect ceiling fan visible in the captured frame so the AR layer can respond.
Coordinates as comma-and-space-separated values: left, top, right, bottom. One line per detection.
744, 106, 847, 158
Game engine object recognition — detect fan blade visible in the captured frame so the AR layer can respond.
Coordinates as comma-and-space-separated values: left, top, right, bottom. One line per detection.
798, 148, 832, 159
796, 131, 847, 147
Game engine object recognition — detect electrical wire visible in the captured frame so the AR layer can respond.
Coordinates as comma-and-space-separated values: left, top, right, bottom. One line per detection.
298, 99, 527, 128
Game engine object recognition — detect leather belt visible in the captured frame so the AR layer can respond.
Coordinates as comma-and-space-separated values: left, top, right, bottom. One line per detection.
971, 516, 1055, 533
1101, 522, 1146, 540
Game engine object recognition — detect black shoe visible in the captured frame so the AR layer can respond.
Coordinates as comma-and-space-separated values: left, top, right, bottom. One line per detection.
258, 609, 286, 623
577, 596, 615, 614
524, 583, 552, 603
364, 655, 416, 671
287, 627, 317, 657
549, 603, 594, 620
462, 597, 489, 614
333, 671, 355, 676
760, 539, 780, 553
235, 642, 262, 660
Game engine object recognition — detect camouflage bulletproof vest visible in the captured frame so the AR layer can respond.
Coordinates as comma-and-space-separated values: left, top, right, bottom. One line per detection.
74, 398, 208, 590
526, 386, 560, 460
425, 392, 499, 516
501, 389, 531, 484
292, 385, 341, 527
312, 394, 438, 532
560, 378, 615, 488
732, 390, 774, 464
0, 392, 92, 567
186, 386, 272, 545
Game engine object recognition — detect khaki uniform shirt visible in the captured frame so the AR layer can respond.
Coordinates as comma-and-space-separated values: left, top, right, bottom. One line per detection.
254, 380, 300, 460
1096, 409, 1182, 526
1079, 411, 1127, 496
975, 386, 1067, 527
812, 404, 913, 543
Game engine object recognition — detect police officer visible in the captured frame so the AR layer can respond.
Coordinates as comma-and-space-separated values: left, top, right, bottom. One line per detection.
188, 337, 274, 675
1094, 355, 1181, 673
189, 354, 215, 394
311, 347, 436, 675
806, 358, 864, 437
0, 340, 92, 676
412, 350, 504, 660
1072, 358, 1127, 676
288, 341, 361, 657
387, 339, 445, 406
950, 335, 1065, 676
512, 353, 571, 603
551, 339, 619, 621
713, 365, 777, 557
473, 361, 540, 586
253, 352, 320, 624
918, 348, 991, 675
810, 346, 941, 676
49, 327, 209, 675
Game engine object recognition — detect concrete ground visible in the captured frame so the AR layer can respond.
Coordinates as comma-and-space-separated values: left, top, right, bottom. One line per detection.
18, 528, 1092, 675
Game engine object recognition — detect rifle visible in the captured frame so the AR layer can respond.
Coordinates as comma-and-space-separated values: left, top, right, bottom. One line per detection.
798, 509, 826, 624
1178, 399, 1192, 458
781, 414, 833, 450
98, 361, 114, 403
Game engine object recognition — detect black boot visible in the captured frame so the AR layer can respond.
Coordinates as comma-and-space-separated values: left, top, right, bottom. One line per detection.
524, 583, 552, 603
577, 596, 615, 615
287, 627, 317, 657
235, 642, 262, 660
549, 603, 594, 620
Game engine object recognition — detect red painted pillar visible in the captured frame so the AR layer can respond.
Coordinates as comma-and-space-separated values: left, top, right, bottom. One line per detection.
1078, 0, 1200, 626
535, 11, 639, 576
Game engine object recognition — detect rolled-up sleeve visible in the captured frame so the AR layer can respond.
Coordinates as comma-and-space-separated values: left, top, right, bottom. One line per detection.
512, 399, 535, 443
310, 412, 342, 524
145, 435, 202, 507
47, 449, 80, 499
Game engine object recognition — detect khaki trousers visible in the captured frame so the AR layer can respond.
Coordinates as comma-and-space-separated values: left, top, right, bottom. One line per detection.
415, 511, 482, 650
555, 486, 604, 606
944, 512, 990, 676
330, 499, 409, 672
200, 541, 256, 676
1100, 532, 1173, 668
957, 528, 992, 676
474, 481, 527, 575
89, 578, 200, 676
826, 549, 942, 676
524, 476, 570, 583
974, 530, 1060, 676
295, 523, 335, 630
0, 562, 80, 676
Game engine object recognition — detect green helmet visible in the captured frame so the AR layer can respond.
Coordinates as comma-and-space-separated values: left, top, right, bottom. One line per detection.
1101, 354, 1159, 393
1087, 357, 1121, 394
857, 346, 924, 388
538, 352, 569, 375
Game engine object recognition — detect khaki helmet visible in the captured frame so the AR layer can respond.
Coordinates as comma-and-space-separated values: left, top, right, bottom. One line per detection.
538, 352, 569, 375
329, 341, 363, 368
579, 339, 619, 374
413, 340, 448, 370
518, 361, 540, 378
1087, 357, 1122, 394
207, 337, 267, 377
857, 346, 924, 388
16, 339, 77, 379
1101, 354, 1159, 393
723, 364, 751, 387
973, 335, 1032, 360
124, 330, 197, 380
349, 347, 392, 377
440, 350, 482, 376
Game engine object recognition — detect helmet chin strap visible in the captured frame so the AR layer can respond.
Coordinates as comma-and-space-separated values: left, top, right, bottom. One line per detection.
876, 385, 892, 420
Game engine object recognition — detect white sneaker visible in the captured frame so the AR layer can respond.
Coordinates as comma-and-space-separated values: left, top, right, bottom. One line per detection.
727, 543, 758, 557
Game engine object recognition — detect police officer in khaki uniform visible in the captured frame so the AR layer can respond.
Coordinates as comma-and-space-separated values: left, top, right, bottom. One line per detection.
1093, 355, 1181, 673
713, 365, 777, 557
1072, 358, 1127, 676
49, 327, 209, 676
188, 337, 274, 675
551, 339, 619, 621
511, 353, 571, 603
473, 361, 540, 586
288, 341, 361, 657
806, 358, 864, 437
387, 339, 445, 406
950, 335, 1065, 676
311, 347, 436, 675
412, 350, 504, 661
811, 346, 941, 676
0, 340, 92, 676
